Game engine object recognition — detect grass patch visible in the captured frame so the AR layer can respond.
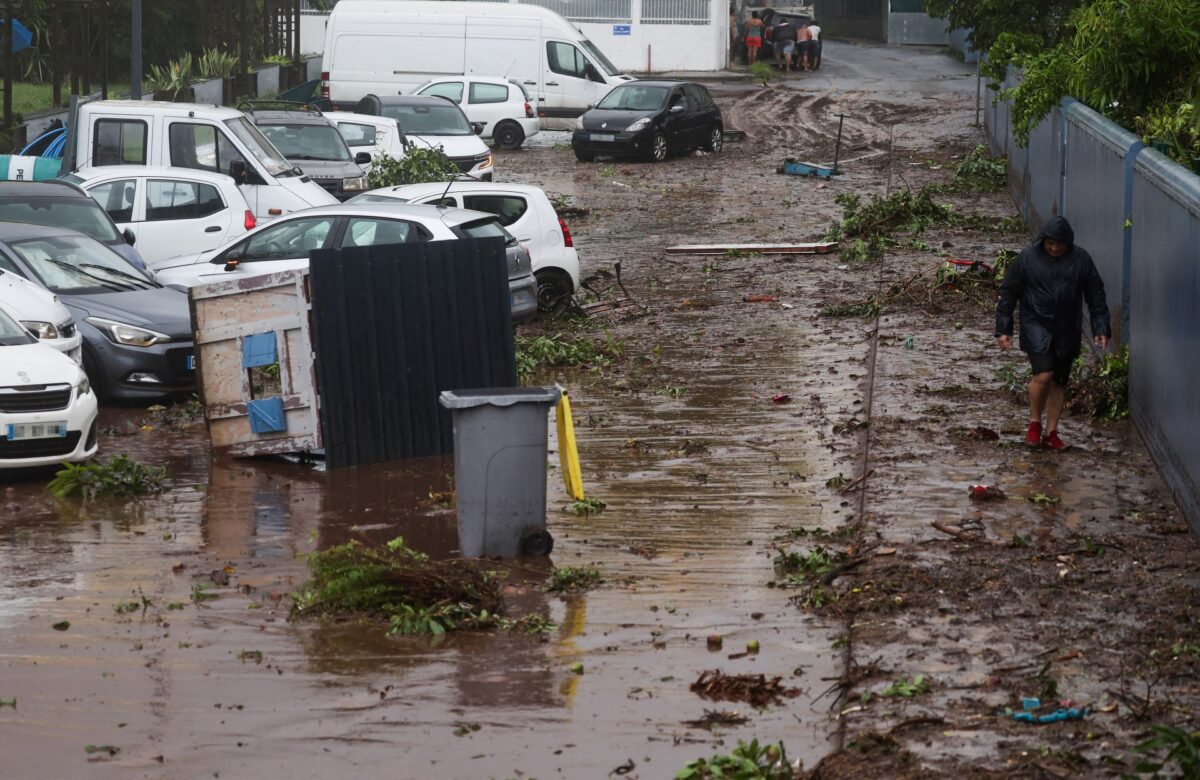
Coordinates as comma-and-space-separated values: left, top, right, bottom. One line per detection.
515, 332, 622, 380
47, 455, 168, 499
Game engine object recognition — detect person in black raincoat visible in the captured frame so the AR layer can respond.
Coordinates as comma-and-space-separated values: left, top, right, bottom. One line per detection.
995, 216, 1110, 450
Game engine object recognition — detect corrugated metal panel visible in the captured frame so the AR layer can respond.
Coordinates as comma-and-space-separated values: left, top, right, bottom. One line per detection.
1025, 105, 1062, 229
526, 0, 632, 23
1061, 101, 1140, 343
642, 0, 710, 25
887, 12, 948, 45
1002, 71, 1026, 222
1130, 148, 1200, 537
308, 238, 518, 468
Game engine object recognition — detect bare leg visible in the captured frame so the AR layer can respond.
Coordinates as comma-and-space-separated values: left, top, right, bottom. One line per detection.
1029, 371, 1053, 424
1044, 381, 1067, 433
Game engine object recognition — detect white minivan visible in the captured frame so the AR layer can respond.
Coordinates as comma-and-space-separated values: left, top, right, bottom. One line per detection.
322, 0, 634, 130
63, 100, 338, 222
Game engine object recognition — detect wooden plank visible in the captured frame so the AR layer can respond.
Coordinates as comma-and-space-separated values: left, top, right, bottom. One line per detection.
664, 242, 839, 255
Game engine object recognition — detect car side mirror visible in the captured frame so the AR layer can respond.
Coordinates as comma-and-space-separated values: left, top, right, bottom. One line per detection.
122, 228, 136, 246
214, 249, 242, 271
354, 151, 372, 165
229, 159, 249, 185
669, 104, 684, 113
471, 122, 485, 135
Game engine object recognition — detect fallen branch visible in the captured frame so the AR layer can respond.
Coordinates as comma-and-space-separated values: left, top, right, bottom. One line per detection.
888, 715, 946, 735
838, 469, 874, 495
930, 521, 981, 542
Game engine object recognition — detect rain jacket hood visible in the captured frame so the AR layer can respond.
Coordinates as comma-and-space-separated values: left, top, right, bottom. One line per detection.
1037, 216, 1075, 250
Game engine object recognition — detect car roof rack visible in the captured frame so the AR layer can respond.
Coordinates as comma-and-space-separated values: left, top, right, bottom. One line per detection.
237, 99, 324, 116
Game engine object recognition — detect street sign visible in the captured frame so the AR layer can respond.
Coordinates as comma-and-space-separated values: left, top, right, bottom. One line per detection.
613, 24, 631, 35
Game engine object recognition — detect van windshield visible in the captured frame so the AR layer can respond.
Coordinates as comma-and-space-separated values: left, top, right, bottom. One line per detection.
580, 39, 622, 77
224, 116, 297, 177
381, 104, 472, 136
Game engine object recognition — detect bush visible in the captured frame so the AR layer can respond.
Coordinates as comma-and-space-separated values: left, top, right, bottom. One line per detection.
953, 145, 1007, 191
47, 455, 169, 500
365, 148, 459, 189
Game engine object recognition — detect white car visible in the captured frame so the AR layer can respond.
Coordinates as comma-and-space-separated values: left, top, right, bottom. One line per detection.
330, 95, 495, 180
349, 181, 579, 310
63, 167, 257, 267
0, 267, 83, 362
0, 304, 98, 469
151, 203, 539, 322
412, 77, 541, 150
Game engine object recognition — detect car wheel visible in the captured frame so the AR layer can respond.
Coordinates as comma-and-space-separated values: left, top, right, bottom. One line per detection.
705, 126, 724, 153
494, 121, 525, 150
535, 269, 574, 314
647, 132, 668, 163
574, 149, 595, 163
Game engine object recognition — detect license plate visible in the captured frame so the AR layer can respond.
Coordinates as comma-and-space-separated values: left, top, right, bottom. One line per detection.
6, 422, 67, 441
591, 133, 615, 142
185, 354, 196, 371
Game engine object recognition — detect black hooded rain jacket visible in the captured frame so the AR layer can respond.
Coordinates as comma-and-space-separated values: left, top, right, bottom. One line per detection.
995, 216, 1111, 358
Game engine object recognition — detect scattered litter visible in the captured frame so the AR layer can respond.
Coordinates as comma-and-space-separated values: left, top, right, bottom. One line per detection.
772, 394, 792, 405
836, 264, 849, 271
665, 242, 838, 256
1003, 698, 1089, 724
780, 302, 794, 309
743, 294, 778, 303
690, 669, 800, 708
969, 484, 1006, 501
904, 336, 914, 350
611, 758, 636, 775
681, 709, 751, 730
707, 635, 724, 650
943, 258, 994, 276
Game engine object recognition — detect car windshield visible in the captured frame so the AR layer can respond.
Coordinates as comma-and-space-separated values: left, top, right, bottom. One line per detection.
580, 39, 622, 77
381, 104, 472, 136
0, 305, 35, 346
0, 196, 121, 242
259, 123, 353, 162
596, 85, 669, 111
347, 193, 411, 204
459, 218, 518, 247
10, 234, 159, 295
223, 116, 296, 176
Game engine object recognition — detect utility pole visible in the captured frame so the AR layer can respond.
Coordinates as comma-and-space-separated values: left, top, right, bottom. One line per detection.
130, 0, 142, 99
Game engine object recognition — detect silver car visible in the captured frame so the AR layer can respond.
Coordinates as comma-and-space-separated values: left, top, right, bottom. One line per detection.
152, 203, 538, 323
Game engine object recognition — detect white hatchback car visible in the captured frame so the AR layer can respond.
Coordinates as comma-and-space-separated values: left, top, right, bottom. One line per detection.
412, 77, 541, 150
0, 304, 98, 469
64, 167, 257, 267
0, 268, 83, 362
349, 181, 580, 311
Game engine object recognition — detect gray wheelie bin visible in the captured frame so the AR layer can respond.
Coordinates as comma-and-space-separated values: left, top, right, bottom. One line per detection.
438, 386, 561, 557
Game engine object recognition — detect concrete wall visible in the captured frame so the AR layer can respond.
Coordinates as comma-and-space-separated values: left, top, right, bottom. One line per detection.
986, 68, 1200, 538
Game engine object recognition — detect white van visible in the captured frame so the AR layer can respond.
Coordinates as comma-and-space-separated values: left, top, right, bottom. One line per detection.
322, 0, 635, 130
63, 100, 337, 222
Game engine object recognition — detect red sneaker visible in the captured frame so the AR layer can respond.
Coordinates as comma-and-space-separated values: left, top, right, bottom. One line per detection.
1025, 421, 1042, 446
1043, 430, 1066, 451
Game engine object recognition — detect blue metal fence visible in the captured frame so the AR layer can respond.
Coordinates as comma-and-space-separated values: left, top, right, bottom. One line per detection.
985, 67, 1200, 537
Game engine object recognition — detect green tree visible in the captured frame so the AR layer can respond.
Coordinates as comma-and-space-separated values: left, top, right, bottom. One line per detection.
922, 0, 1081, 51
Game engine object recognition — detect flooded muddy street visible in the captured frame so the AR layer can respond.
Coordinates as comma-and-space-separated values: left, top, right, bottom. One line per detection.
3, 41, 1198, 778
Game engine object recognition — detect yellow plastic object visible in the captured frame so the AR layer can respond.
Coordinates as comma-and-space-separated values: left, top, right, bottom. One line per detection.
556, 391, 585, 501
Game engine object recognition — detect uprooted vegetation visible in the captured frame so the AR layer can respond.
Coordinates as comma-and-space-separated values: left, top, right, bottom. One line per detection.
291, 538, 552, 636
677, 738, 798, 779
515, 331, 624, 381
47, 455, 169, 499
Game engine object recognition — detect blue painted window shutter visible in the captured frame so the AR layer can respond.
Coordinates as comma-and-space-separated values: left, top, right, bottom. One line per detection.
247, 397, 286, 434
242, 332, 278, 368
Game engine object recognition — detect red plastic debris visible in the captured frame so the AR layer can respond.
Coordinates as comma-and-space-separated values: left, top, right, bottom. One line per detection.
772, 394, 792, 405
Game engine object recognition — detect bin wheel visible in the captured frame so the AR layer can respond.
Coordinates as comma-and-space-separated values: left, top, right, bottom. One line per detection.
519, 528, 554, 557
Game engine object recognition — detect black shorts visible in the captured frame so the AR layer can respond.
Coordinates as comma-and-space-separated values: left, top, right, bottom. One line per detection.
1028, 352, 1074, 386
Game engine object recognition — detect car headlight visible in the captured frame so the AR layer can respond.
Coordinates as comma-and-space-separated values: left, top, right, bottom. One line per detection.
625, 117, 651, 133
85, 317, 171, 347
574, 116, 585, 130
22, 320, 58, 340
480, 154, 494, 170
76, 372, 91, 397
342, 175, 368, 191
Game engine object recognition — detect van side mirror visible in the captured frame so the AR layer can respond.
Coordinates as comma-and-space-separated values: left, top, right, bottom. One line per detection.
122, 228, 137, 246
470, 122, 485, 136
229, 159, 249, 185
354, 151, 372, 165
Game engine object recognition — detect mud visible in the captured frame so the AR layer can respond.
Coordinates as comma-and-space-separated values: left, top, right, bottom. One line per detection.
2, 40, 1196, 778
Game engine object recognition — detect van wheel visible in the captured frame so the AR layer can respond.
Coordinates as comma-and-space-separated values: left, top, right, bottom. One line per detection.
574, 149, 595, 162
535, 269, 574, 314
494, 121, 525, 150
705, 126, 724, 153
647, 132, 668, 162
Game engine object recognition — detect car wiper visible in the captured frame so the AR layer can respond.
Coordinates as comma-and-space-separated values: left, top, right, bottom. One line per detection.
79, 263, 156, 289
39, 256, 134, 291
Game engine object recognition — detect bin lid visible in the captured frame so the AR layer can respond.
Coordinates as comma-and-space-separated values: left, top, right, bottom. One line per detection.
439, 385, 561, 409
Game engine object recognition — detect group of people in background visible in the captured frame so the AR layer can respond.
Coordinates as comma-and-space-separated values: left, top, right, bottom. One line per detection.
738, 9, 821, 73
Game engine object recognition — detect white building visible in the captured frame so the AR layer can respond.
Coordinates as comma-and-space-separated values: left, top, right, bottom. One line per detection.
301, 0, 730, 73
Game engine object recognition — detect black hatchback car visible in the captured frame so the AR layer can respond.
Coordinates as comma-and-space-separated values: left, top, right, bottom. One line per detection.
572, 81, 723, 163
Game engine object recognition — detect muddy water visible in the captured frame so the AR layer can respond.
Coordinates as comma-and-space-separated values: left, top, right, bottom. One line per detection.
0, 41, 981, 777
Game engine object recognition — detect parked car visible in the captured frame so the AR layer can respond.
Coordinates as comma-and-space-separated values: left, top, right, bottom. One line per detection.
349, 181, 579, 311
0, 304, 98, 469
352, 95, 495, 179
244, 105, 372, 201
0, 223, 195, 401
572, 81, 724, 163
151, 203, 538, 322
0, 180, 148, 270
63, 166, 258, 267
0, 268, 83, 362
413, 77, 540, 150
324, 111, 409, 169
321, 0, 632, 130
